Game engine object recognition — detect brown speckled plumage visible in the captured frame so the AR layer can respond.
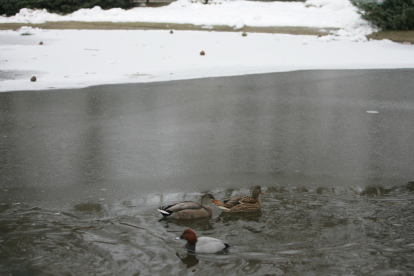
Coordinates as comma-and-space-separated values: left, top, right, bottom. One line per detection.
218, 186, 264, 213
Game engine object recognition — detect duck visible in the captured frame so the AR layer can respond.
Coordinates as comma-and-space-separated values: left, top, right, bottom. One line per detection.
157, 193, 221, 219
217, 185, 264, 212
176, 228, 230, 253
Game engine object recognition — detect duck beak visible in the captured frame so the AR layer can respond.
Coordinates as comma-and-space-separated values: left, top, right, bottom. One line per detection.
260, 191, 264, 195
175, 235, 183, 240
213, 199, 221, 204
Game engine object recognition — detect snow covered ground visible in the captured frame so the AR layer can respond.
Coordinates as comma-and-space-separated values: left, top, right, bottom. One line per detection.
1, 0, 414, 92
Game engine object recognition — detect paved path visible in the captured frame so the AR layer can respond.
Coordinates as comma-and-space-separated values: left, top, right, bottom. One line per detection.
0, 21, 338, 36
1, 21, 414, 43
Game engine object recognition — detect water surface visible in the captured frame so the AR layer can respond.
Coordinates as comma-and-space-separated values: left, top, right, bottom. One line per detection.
1, 69, 414, 275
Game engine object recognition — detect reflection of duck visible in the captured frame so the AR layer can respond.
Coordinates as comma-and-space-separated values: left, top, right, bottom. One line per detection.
158, 194, 221, 219
176, 252, 199, 268
176, 228, 230, 253
218, 186, 264, 213
159, 216, 214, 231
217, 210, 262, 223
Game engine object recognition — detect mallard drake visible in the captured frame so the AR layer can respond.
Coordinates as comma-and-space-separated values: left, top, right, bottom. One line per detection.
158, 193, 221, 219
176, 228, 230, 253
217, 186, 264, 212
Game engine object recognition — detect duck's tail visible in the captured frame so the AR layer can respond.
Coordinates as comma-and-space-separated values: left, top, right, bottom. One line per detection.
157, 206, 173, 217
217, 206, 230, 212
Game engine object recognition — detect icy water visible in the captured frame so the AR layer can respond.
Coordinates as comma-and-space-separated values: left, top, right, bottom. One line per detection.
1, 69, 414, 275
1, 185, 414, 276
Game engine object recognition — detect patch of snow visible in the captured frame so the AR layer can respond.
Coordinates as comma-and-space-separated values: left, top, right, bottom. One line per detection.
0, 0, 412, 92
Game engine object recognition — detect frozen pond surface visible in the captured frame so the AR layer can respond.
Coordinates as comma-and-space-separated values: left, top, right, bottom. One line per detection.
1, 69, 414, 275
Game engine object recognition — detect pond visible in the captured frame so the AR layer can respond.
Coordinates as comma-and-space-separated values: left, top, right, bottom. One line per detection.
1, 69, 414, 275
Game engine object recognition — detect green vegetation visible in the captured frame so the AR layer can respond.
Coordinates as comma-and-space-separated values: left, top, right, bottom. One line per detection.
352, 0, 414, 30
0, 0, 134, 16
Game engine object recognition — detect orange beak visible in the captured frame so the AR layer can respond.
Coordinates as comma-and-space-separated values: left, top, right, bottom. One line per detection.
214, 199, 221, 204
260, 191, 264, 195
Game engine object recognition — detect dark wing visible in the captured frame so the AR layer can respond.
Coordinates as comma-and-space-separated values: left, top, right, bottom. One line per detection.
221, 196, 244, 208
158, 201, 203, 216
222, 196, 258, 208
239, 196, 258, 204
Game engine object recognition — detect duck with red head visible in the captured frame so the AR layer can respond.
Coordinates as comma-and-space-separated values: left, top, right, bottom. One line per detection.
176, 228, 230, 253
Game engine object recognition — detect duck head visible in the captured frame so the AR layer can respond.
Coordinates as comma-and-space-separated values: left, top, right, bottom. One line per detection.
176, 228, 198, 244
252, 186, 264, 199
200, 193, 221, 206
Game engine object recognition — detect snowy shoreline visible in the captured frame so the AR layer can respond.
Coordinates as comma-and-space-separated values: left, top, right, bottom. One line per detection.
1, 0, 375, 39
1, 0, 414, 92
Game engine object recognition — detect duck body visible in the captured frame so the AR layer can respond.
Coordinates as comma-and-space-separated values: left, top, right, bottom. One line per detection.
176, 229, 230, 254
218, 186, 264, 213
158, 194, 221, 219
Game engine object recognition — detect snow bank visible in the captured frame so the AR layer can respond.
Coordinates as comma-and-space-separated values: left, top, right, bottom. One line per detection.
0, 0, 376, 38
1, 27, 413, 92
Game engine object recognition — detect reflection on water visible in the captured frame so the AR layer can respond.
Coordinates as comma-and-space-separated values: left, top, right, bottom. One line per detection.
1, 70, 414, 192
159, 216, 215, 232
1, 184, 414, 275
217, 211, 263, 224
1, 70, 414, 275
176, 252, 199, 269
74, 202, 103, 213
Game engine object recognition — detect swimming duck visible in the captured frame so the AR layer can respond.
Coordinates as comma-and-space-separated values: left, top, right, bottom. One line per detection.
217, 185, 264, 212
176, 228, 230, 253
158, 193, 221, 219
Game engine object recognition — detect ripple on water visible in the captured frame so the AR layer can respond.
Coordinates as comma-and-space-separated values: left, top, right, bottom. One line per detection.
1, 184, 414, 275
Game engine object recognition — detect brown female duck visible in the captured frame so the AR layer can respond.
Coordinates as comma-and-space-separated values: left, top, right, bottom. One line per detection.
158, 193, 221, 219
217, 186, 264, 212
